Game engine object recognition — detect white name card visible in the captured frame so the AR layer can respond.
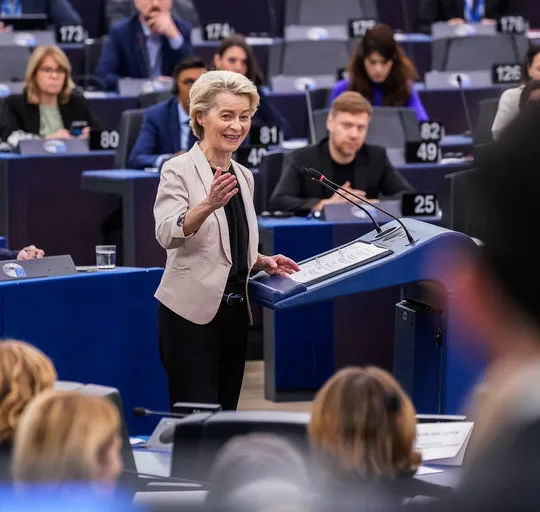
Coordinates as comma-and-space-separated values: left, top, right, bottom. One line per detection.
415, 422, 474, 466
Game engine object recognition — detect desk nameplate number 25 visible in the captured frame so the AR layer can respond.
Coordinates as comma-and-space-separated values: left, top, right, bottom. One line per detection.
90, 130, 120, 151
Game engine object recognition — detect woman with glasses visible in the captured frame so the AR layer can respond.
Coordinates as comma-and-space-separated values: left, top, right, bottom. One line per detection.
0, 45, 101, 146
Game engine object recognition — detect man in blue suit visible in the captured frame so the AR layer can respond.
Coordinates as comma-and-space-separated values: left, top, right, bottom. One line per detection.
0, 244, 44, 261
0, 0, 81, 26
128, 55, 205, 169
96, 0, 193, 91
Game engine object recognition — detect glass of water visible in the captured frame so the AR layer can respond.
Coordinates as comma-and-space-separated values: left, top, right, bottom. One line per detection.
96, 245, 116, 270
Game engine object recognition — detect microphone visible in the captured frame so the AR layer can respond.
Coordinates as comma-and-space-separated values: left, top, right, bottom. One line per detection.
301, 167, 382, 233
306, 167, 417, 244
304, 84, 317, 144
456, 74, 474, 138
133, 406, 186, 419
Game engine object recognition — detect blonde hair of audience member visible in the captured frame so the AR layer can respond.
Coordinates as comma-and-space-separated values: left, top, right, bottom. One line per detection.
13, 391, 123, 485
0, 340, 56, 445
330, 90, 373, 118
189, 69, 260, 141
308, 367, 420, 479
25, 45, 75, 105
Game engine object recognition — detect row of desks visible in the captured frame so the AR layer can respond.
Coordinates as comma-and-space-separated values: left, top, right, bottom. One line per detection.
78, 85, 502, 138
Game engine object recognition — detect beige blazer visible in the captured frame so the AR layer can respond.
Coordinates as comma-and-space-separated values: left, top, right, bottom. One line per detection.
492, 85, 524, 140
154, 143, 259, 325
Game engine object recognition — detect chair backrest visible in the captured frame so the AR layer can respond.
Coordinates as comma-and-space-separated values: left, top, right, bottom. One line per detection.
84, 37, 107, 77
474, 98, 499, 146
432, 34, 528, 72
258, 150, 286, 212
312, 107, 420, 148
285, 0, 378, 26
139, 90, 174, 109
115, 108, 144, 169
278, 40, 351, 76
0, 45, 31, 81
308, 88, 332, 112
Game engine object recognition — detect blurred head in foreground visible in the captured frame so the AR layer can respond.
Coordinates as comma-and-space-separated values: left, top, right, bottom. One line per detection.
13, 391, 123, 488
0, 340, 56, 446
206, 433, 310, 511
309, 366, 419, 480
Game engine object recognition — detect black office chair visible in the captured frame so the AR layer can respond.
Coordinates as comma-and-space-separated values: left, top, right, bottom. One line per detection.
311, 106, 421, 148
171, 410, 310, 482
258, 150, 286, 212
84, 37, 107, 78
0, 45, 31, 81
473, 98, 499, 146
432, 34, 528, 71
115, 109, 144, 169
139, 90, 173, 109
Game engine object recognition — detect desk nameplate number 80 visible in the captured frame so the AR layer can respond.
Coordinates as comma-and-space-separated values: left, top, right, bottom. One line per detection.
90, 130, 120, 151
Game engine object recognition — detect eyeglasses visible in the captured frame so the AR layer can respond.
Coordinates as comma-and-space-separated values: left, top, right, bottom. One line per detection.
39, 66, 67, 76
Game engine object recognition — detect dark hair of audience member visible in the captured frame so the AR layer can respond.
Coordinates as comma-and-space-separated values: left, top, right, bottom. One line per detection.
214, 34, 265, 87
0, 340, 56, 446
521, 45, 540, 82
205, 433, 310, 510
347, 24, 418, 107
308, 367, 420, 480
519, 80, 540, 110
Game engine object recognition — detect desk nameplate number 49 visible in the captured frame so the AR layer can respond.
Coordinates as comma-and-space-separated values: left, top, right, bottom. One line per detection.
56, 24, 87, 43
405, 141, 441, 164
90, 130, 120, 151
402, 193, 439, 217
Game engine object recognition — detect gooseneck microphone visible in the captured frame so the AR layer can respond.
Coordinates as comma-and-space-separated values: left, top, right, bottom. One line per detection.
305, 167, 417, 244
456, 74, 474, 138
301, 167, 382, 233
133, 407, 186, 419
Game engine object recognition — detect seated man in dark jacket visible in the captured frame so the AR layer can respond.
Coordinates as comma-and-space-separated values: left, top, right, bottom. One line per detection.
0, 244, 44, 260
269, 91, 414, 214
96, 0, 193, 91
128, 55, 206, 169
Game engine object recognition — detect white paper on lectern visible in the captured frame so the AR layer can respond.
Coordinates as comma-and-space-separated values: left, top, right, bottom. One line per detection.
416, 466, 444, 475
415, 422, 474, 466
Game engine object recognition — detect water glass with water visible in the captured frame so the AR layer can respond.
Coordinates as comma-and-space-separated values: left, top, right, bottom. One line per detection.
96, 245, 116, 270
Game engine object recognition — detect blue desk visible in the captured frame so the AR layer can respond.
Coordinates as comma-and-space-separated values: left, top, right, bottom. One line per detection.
0, 267, 166, 434
0, 151, 118, 265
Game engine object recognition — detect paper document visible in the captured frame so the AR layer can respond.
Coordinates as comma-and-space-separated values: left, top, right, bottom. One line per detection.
416, 466, 444, 475
416, 422, 474, 466
289, 242, 388, 285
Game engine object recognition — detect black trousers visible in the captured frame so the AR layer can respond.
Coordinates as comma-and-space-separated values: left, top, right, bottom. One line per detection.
158, 300, 249, 411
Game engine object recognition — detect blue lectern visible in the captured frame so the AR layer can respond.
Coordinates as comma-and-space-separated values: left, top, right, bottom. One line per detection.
249, 219, 485, 415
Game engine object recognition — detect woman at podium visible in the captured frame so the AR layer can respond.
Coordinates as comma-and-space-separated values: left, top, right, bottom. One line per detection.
153, 70, 299, 411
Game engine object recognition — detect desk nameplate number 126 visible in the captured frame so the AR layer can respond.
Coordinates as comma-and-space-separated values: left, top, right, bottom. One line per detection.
89, 130, 120, 151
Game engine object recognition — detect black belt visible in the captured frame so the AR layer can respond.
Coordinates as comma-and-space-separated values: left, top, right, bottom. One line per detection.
222, 292, 245, 306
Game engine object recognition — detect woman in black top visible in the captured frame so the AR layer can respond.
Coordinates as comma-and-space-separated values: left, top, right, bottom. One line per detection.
0, 340, 57, 481
0, 45, 101, 146
308, 367, 453, 507
213, 34, 290, 138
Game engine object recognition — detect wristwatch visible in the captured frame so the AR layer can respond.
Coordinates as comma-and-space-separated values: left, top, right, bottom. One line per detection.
177, 211, 187, 227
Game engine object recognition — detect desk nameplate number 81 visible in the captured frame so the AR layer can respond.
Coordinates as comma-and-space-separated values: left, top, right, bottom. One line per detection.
90, 130, 120, 151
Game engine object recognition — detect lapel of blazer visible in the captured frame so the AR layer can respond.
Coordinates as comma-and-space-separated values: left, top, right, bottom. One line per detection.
167, 99, 181, 153
189, 143, 232, 263
231, 161, 258, 268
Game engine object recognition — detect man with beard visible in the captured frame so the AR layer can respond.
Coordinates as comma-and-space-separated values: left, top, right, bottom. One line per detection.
269, 92, 414, 214
96, 0, 193, 91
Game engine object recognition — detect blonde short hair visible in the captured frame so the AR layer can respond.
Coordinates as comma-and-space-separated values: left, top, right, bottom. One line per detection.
308, 366, 420, 479
189, 70, 260, 140
13, 390, 121, 483
330, 91, 373, 117
25, 45, 75, 105
0, 340, 56, 444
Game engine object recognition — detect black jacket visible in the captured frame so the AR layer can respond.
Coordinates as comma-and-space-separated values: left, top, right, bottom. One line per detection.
0, 91, 101, 141
418, 0, 520, 33
0, 248, 19, 261
269, 138, 414, 213
0, 442, 12, 482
